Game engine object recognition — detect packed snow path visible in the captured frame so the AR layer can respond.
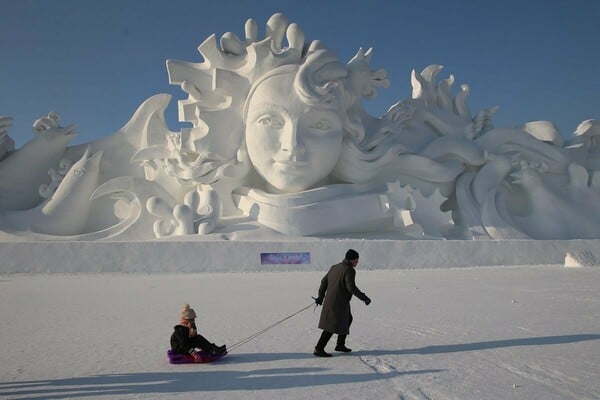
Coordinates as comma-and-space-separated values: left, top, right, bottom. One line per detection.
1, 266, 599, 399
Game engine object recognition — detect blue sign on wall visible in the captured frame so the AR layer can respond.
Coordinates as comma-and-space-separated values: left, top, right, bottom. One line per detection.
260, 252, 311, 265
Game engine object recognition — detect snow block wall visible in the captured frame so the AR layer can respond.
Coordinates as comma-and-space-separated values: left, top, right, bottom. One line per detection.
1, 239, 599, 273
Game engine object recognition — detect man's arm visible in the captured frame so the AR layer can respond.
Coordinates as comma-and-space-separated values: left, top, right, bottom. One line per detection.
345, 268, 370, 303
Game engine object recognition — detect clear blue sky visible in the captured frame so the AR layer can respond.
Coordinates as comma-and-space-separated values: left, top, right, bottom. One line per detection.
1, 0, 599, 147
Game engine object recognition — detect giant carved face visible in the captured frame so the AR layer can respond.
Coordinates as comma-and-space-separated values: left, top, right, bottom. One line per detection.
244, 71, 344, 193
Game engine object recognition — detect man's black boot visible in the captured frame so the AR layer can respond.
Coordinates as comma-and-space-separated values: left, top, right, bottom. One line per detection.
335, 344, 352, 352
313, 331, 333, 357
313, 347, 333, 357
335, 334, 351, 352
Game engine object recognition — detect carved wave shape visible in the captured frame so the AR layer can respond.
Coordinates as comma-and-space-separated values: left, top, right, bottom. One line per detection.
0, 147, 101, 236
0, 123, 76, 211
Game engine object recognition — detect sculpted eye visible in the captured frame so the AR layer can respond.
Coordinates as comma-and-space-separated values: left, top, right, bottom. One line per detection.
311, 119, 331, 130
257, 115, 283, 128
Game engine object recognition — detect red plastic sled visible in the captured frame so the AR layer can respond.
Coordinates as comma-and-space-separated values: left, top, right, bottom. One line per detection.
167, 349, 226, 364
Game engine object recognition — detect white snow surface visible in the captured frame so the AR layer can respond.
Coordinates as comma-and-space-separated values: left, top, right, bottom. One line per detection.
1, 267, 599, 399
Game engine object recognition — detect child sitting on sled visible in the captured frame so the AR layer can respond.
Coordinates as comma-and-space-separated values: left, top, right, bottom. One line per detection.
170, 304, 227, 363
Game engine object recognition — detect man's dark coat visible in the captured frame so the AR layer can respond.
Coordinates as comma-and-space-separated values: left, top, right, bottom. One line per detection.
318, 259, 368, 335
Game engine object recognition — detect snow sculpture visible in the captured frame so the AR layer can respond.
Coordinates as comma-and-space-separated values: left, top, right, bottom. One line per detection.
0, 113, 76, 212
0, 12, 599, 241
146, 186, 220, 238
0, 146, 102, 236
0, 116, 15, 161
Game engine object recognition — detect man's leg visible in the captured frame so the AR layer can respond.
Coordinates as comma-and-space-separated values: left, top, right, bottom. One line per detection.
335, 313, 353, 352
314, 330, 333, 357
335, 334, 352, 352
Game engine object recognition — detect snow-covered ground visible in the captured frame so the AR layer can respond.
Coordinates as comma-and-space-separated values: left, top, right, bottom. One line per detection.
1, 266, 599, 399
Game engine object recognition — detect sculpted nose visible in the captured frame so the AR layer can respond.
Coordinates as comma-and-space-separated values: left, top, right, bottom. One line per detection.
280, 121, 297, 151
279, 121, 304, 159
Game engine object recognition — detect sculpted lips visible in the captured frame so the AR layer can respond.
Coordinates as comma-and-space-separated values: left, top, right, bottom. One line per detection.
273, 159, 309, 173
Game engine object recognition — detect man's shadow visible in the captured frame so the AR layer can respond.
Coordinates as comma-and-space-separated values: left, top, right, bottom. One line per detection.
353, 333, 600, 357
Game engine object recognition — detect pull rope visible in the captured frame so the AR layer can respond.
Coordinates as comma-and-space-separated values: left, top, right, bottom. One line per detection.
227, 302, 316, 352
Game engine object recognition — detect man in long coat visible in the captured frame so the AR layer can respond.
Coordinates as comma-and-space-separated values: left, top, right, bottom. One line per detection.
313, 249, 371, 357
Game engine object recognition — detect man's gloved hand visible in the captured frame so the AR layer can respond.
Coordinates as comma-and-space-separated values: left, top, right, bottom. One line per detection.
364, 296, 372, 306
313, 296, 323, 306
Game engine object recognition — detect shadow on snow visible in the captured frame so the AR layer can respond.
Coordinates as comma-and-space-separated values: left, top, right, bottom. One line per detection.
0, 367, 440, 399
2, 333, 598, 399
355, 333, 600, 356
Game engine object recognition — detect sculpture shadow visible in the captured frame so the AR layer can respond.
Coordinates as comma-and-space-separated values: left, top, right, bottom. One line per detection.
354, 333, 600, 357
0, 366, 442, 399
